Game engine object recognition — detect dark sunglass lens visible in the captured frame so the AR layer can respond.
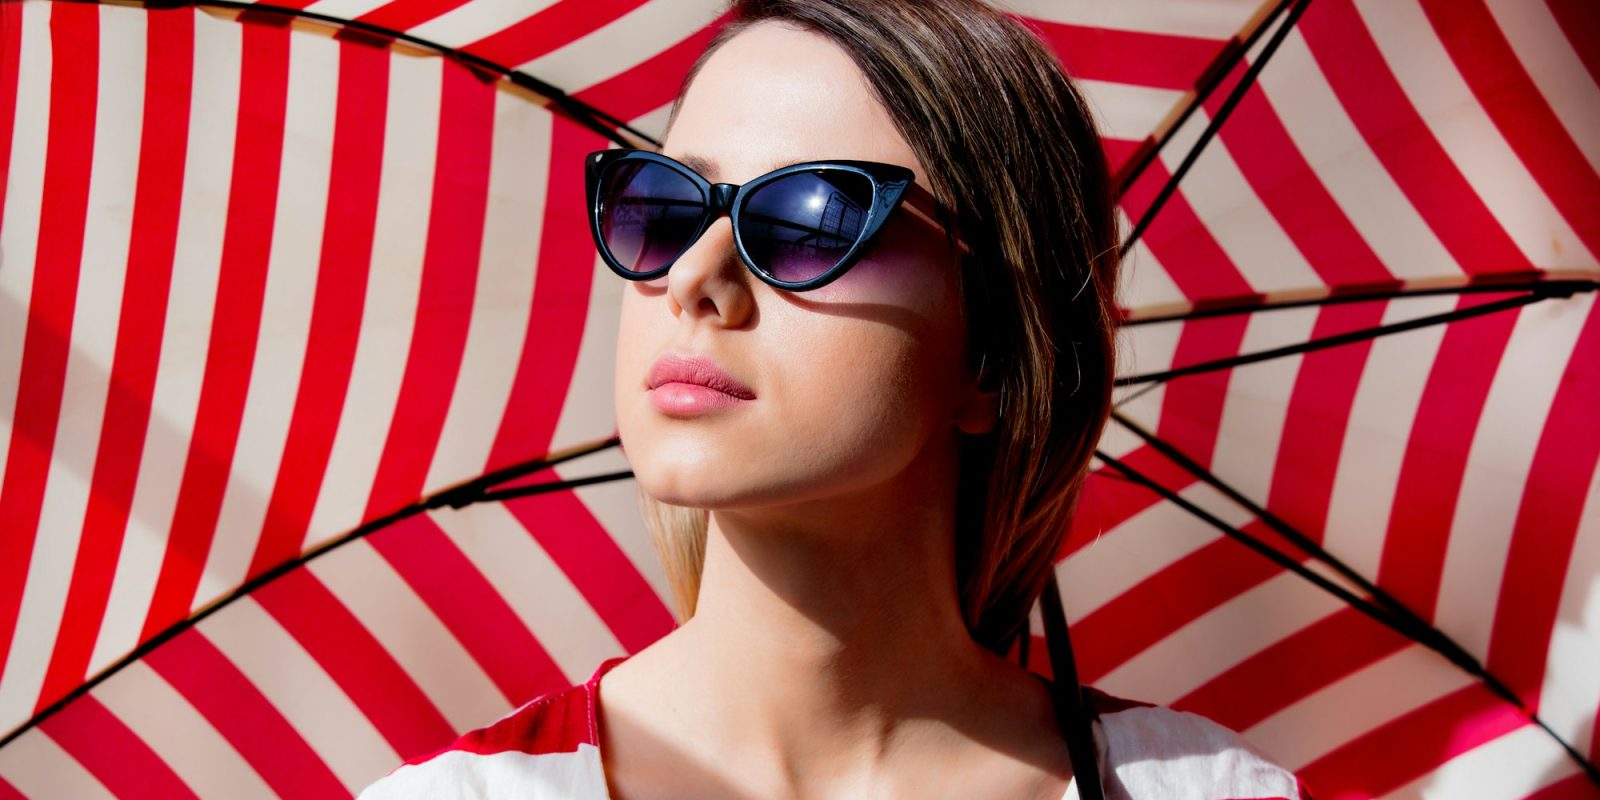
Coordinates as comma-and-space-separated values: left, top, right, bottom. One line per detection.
599, 160, 705, 275
741, 170, 873, 284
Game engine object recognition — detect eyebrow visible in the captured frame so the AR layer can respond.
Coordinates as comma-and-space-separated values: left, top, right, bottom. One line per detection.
667, 152, 790, 183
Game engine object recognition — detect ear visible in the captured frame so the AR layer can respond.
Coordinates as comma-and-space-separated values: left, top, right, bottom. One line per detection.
953, 369, 1001, 436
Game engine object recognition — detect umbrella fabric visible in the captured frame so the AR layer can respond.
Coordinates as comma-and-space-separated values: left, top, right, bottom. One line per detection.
0, 0, 1595, 797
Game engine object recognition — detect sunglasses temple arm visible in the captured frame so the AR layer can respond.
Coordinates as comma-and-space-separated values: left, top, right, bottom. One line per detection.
901, 188, 973, 256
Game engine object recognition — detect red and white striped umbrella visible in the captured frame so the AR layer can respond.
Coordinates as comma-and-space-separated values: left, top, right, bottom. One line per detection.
0, 0, 1595, 797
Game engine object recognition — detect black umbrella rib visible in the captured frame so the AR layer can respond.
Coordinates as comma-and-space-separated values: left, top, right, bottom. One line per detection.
1116, 288, 1555, 387
0, 437, 632, 750
1094, 427, 1600, 784
135, 0, 653, 148
1119, 0, 1312, 257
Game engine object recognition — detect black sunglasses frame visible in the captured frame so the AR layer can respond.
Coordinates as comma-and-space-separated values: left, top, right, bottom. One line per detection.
584, 148, 963, 292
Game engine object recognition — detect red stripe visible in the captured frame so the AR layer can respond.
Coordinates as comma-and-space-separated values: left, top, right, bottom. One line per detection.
1296, 684, 1526, 798
362, 59, 495, 521
1024, 17, 1225, 90
0, 776, 20, 800
570, 12, 731, 120
40, 2, 195, 712
369, 514, 568, 705
146, 629, 346, 800
483, 118, 600, 470
1156, 314, 1252, 461
464, 0, 653, 70
140, 16, 292, 641
1173, 606, 1412, 732
248, 34, 388, 578
0, 0, 22, 230
1422, 0, 1600, 261
1376, 293, 1521, 622
0, 0, 97, 680
1487, 298, 1600, 707
1526, 773, 1600, 799
1545, 0, 1600, 88
1297, 0, 1530, 275
1119, 159, 1255, 303
1210, 75, 1393, 288
354, 0, 473, 36
38, 694, 198, 800
1065, 445, 1198, 559
254, 568, 457, 760
1074, 523, 1284, 684
504, 489, 674, 653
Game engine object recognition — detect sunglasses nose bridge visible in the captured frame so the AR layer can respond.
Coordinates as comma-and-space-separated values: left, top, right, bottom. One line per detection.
708, 183, 737, 218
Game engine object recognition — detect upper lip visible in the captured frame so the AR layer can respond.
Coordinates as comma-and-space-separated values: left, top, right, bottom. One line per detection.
648, 353, 756, 399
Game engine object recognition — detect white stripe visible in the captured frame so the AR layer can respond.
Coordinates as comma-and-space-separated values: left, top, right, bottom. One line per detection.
422, 94, 551, 492
1260, 30, 1460, 283
1378, 723, 1578, 800
91, 7, 242, 675
309, 538, 509, 730
1484, 0, 1600, 176
0, 1, 146, 731
198, 17, 339, 605
300, 0, 392, 23
1354, 0, 1594, 268
1115, 230, 1188, 316
628, 100, 674, 143
0, 730, 115, 800
1161, 108, 1325, 296
306, 51, 440, 544
1075, 79, 1185, 144
201, 597, 400, 795
430, 503, 625, 682
1210, 304, 1319, 501
1098, 569, 1345, 707
516, 0, 724, 89
569, 474, 673, 610
1538, 448, 1600, 753
547, 256, 622, 454
1437, 292, 1594, 659
1243, 643, 1478, 772
1322, 294, 1457, 579
94, 660, 274, 799
408, 0, 563, 51
1057, 485, 1235, 621
0, 0, 51, 494
1000, 0, 1263, 40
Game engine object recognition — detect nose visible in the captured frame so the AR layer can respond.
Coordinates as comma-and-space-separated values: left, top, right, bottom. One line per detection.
664, 214, 755, 328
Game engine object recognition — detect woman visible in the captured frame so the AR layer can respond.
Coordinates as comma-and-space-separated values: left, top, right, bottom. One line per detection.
361, 1, 1314, 797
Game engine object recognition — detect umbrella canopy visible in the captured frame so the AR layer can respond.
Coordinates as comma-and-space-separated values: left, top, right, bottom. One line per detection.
1, 0, 1596, 797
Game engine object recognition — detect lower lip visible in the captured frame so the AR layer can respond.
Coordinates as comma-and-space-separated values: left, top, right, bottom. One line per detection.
649, 383, 753, 415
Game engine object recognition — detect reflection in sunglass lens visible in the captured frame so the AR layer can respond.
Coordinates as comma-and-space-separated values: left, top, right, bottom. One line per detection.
600, 161, 705, 274
742, 170, 873, 284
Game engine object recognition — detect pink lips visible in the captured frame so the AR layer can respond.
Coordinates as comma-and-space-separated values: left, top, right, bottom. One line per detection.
647, 354, 756, 416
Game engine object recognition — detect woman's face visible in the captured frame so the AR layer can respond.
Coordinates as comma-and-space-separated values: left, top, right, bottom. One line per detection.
614, 21, 994, 509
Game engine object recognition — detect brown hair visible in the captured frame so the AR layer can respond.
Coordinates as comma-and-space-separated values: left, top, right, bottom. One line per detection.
638, 0, 1121, 658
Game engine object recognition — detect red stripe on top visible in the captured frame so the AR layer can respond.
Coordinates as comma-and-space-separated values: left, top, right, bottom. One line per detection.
1526, 772, 1600, 800
1297, 0, 1530, 275
1296, 683, 1526, 798
0, 0, 22, 230
483, 118, 599, 471
369, 514, 569, 706
464, 0, 653, 71
1156, 314, 1252, 463
1173, 605, 1412, 733
255, 568, 457, 761
1376, 293, 1521, 622
1487, 297, 1600, 707
1024, 17, 1225, 90
1421, 0, 1600, 260
354, 0, 474, 37
504, 489, 674, 655
1264, 301, 1389, 547
140, 16, 292, 641
38, 694, 198, 800
0, 776, 21, 800
248, 34, 389, 577
146, 629, 347, 800
1073, 520, 1284, 684
0, 0, 97, 682
1211, 78, 1394, 289
570, 12, 732, 121
362, 58, 495, 521
40, 2, 196, 712
1545, 0, 1600, 88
